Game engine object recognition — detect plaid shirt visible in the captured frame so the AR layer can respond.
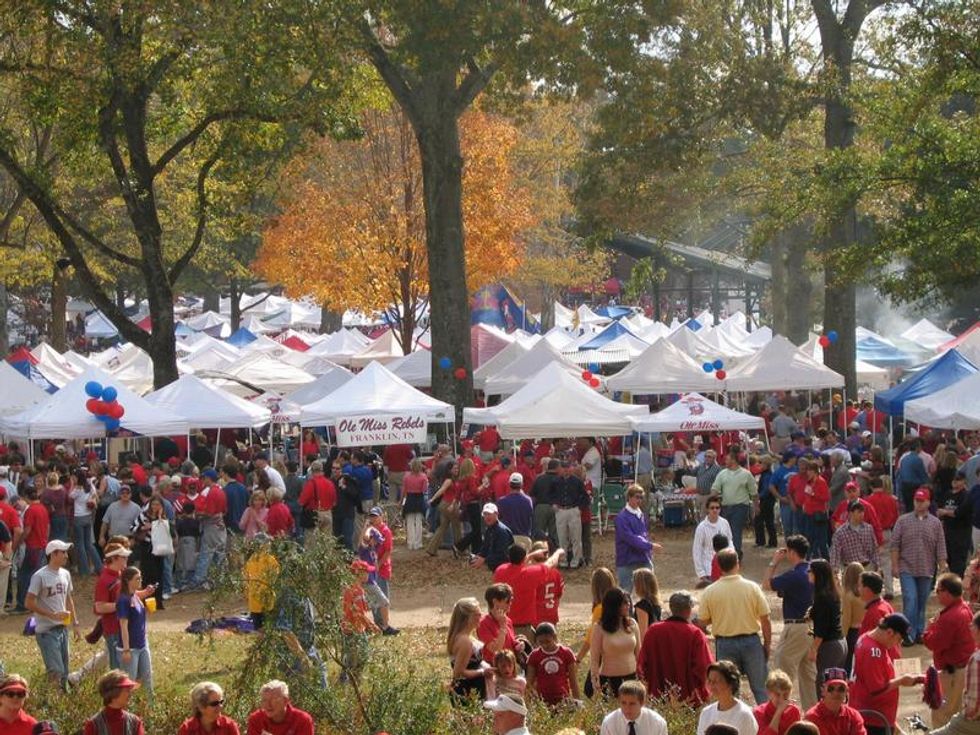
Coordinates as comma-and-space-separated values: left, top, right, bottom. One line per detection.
965, 649, 980, 720
891, 511, 947, 577
696, 462, 722, 494
830, 522, 879, 571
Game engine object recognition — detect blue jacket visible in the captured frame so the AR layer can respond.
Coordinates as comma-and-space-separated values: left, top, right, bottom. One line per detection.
614, 509, 653, 567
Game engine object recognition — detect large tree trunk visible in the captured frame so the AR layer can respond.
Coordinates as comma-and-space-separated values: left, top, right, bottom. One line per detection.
50, 263, 67, 351
416, 98, 473, 415
229, 279, 242, 333
145, 276, 179, 388
784, 229, 813, 345
319, 307, 342, 333
202, 290, 219, 313
769, 233, 788, 336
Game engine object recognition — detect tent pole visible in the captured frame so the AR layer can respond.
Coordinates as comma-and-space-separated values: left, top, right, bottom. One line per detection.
215, 428, 221, 467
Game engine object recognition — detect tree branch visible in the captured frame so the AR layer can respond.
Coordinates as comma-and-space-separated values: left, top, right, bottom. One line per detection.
455, 58, 499, 116
152, 110, 239, 176
168, 151, 220, 283
358, 20, 421, 126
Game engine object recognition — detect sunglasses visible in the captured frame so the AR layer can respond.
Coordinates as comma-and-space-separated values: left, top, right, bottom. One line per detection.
1, 691, 27, 699
204, 699, 225, 707
826, 685, 847, 693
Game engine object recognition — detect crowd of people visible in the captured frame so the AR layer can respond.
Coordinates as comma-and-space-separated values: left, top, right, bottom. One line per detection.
4, 405, 980, 735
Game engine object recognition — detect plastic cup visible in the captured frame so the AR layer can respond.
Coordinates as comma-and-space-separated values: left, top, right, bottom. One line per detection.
145, 597, 157, 614
61, 611, 72, 625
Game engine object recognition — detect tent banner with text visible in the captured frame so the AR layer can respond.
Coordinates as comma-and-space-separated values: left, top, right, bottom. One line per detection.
335, 414, 428, 447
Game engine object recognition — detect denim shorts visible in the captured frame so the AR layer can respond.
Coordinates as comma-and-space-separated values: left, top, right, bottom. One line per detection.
363, 582, 389, 611
36, 626, 70, 677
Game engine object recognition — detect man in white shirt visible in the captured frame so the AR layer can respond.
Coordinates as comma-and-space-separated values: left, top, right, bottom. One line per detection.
580, 437, 603, 490
26, 540, 81, 688
255, 452, 285, 492
483, 693, 531, 735
692, 494, 732, 588
601, 680, 668, 735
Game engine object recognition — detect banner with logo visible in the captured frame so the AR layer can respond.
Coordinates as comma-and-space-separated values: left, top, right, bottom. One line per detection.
335, 414, 428, 447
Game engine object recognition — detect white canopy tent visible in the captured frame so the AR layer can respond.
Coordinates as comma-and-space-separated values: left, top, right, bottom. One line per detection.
185, 310, 229, 332
206, 352, 315, 397
800, 335, 890, 390
387, 348, 432, 388
724, 335, 845, 391
901, 318, 954, 351
700, 326, 755, 359
306, 329, 372, 366
300, 361, 453, 427
483, 339, 582, 397
0, 360, 50, 415
667, 326, 716, 361
350, 329, 405, 368
606, 338, 722, 394
31, 343, 81, 377
904, 371, 980, 429
85, 312, 119, 339
464, 363, 647, 439
145, 374, 271, 429
0, 366, 190, 439
286, 366, 355, 406
473, 340, 530, 391
629, 392, 766, 433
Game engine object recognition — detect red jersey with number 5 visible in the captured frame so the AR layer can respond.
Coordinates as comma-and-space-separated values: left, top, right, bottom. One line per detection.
536, 566, 564, 624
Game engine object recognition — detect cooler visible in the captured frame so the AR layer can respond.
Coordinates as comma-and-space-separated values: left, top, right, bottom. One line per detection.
663, 498, 686, 527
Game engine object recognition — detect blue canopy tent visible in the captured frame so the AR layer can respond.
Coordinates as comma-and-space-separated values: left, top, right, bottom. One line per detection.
226, 327, 257, 347
174, 322, 194, 337
594, 305, 632, 319
684, 318, 703, 332
874, 349, 977, 416
8, 360, 58, 394
578, 320, 640, 351
856, 335, 916, 368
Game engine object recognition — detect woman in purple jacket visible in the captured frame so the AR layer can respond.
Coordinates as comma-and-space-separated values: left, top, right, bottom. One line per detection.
614, 485, 663, 588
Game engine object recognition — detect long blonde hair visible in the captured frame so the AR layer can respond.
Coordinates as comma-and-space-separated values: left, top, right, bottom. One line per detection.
633, 567, 661, 607
591, 567, 616, 608
842, 562, 864, 597
458, 458, 476, 481
446, 597, 481, 656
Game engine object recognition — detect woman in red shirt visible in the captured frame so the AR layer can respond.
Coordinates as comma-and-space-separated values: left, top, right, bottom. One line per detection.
299, 431, 319, 464
178, 681, 240, 735
426, 462, 462, 557
0, 674, 37, 735
801, 461, 831, 558
452, 459, 485, 556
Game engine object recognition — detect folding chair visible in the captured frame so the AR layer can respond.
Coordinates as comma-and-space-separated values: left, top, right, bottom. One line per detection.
600, 482, 627, 533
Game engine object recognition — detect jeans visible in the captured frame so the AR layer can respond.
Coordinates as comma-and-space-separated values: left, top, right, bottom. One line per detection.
121, 644, 153, 700
779, 503, 794, 538
900, 572, 933, 640
333, 514, 355, 551
49, 515, 69, 542
455, 502, 483, 554
617, 562, 652, 590
189, 523, 226, 588
721, 504, 750, 558
161, 554, 174, 595
16, 548, 44, 609
802, 513, 829, 559
36, 626, 70, 680
715, 633, 768, 706
104, 632, 122, 670
73, 516, 103, 576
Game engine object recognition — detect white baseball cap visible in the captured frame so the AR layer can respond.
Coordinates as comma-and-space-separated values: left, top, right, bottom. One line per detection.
509, 472, 523, 487
481, 502, 499, 515
483, 694, 527, 716
45, 540, 72, 555
104, 545, 133, 559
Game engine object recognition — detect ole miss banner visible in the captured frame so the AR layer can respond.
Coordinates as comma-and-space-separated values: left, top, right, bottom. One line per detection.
335, 414, 428, 447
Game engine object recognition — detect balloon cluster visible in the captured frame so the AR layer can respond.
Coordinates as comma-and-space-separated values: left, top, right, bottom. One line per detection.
701, 358, 727, 381
84, 381, 125, 432
818, 330, 839, 348
580, 370, 601, 389
438, 356, 467, 381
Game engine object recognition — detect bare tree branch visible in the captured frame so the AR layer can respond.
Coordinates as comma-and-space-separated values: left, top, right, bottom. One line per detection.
167, 151, 220, 283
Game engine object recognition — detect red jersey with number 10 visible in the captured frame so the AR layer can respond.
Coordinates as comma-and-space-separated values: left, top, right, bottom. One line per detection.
849, 632, 899, 727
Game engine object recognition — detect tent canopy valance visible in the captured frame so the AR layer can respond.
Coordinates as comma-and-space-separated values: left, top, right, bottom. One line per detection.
145, 374, 270, 429
629, 392, 765, 433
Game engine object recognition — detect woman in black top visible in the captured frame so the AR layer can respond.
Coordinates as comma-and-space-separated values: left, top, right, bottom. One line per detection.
808, 559, 846, 687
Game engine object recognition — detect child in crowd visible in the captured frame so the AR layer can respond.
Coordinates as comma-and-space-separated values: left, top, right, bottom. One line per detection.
526, 622, 579, 706
242, 533, 279, 630
710, 533, 730, 582
174, 501, 200, 591
357, 526, 398, 636
341, 560, 381, 681
487, 649, 527, 699
600, 679, 668, 735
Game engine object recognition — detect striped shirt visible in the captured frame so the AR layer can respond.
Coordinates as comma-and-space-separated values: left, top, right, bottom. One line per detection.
964, 649, 980, 720
830, 522, 879, 571
891, 511, 947, 578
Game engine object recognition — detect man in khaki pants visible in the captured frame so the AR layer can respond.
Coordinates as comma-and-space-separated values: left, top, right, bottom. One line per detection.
923, 573, 975, 728
763, 534, 817, 710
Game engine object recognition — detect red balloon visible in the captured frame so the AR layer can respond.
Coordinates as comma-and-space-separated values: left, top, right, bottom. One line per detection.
93, 400, 109, 415
453, 367, 467, 380
716, 370, 727, 380
109, 403, 125, 419
581, 370, 593, 381
85, 398, 99, 414
819, 335, 831, 348
589, 377, 600, 388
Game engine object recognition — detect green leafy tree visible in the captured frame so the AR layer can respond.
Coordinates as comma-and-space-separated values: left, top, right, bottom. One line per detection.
0, 2, 360, 387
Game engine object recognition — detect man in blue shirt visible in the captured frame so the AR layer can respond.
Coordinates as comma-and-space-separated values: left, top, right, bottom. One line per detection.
763, 534, 817, 711
220, 464, 248, 533
896, 438, 929, 511
345, 451, 376, 535
769, 452, 799, 536
470, 503, 513, 571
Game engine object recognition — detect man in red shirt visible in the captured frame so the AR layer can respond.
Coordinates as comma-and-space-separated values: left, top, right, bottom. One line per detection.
94, 543, 132, 669
13, 487, 48, 612
849, 613, 923, 734
298, 461, 336, 535
366, 507, 394, 624
800, 460, 831, 558
803, 668, 867, 735
492, 544, 564, 638
477, 426, 500, 462
517, 452, 538, 489
637, 591, 714, 705
864, 477, 899, 599
489, 459, 513, 501
858, 572, 894, 636
923, 574, 977, 727
185, 475, 227, 591
830, 482, 884, 545
382, 443, 413, 501
246, 680, 314, 735
534, 541, 565, 626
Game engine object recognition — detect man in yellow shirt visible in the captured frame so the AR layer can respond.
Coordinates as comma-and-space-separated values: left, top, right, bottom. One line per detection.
699, 548, 771, 705
243, 533, 280, 630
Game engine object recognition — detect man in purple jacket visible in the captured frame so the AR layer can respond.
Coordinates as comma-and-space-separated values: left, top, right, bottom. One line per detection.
614, 485, 662, 588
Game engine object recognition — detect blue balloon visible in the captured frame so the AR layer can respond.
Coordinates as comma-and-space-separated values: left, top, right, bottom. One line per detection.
702, 362, 714, 373
101, 386, 118, 403
827, 330, 839, 344
438, 356, 452, 370
712, 359, 724, 371
95, 413, 109, 422
589, 362, 601, 373
85, 381, 103, 398
105, 418, 120, 432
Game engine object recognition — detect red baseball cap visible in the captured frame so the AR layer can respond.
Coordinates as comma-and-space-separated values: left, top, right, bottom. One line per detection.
0, 680, 27, 695
914, 488, 931, 501
351, 559, 375, 573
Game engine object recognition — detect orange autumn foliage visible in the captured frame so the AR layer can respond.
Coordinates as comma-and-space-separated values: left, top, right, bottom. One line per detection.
255, 107, 533, 326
